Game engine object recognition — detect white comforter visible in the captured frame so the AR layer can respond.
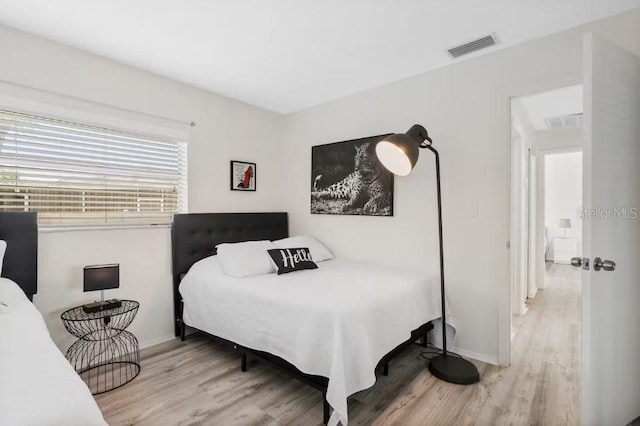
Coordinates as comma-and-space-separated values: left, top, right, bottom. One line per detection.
180, 257, 449, 426
0, 278, 107, 426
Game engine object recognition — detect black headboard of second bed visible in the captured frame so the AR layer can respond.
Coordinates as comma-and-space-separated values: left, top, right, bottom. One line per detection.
0, 211, 38, 300
171, 212, 288, 336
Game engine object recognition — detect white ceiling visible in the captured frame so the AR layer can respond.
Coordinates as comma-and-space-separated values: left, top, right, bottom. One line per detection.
0, 1, 638, 114
519, 85, 583, 130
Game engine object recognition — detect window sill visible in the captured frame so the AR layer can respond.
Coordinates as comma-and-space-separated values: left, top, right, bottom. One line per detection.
39, 224, 171, 233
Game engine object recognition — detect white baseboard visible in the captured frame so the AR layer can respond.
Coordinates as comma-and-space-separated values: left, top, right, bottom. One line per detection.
139, 334, 175, 350
450, 346, 499, 366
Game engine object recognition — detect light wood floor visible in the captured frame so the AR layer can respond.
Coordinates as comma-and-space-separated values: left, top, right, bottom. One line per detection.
96, 263, 581, 425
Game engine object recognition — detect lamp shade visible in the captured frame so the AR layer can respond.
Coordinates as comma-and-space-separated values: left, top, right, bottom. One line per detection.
375, 124, 431, 176
375, 135, 419, 176
559, 218, 572, 229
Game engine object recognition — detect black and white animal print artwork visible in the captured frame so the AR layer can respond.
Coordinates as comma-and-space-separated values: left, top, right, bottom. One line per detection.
311, 136, 393, 216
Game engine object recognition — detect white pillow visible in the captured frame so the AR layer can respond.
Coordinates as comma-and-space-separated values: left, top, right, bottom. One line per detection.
0, 240, 6, 276
273, 235, 333, 262
215, 240, 277, 278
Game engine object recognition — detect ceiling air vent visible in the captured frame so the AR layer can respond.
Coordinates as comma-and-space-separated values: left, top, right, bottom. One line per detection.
544, 113, 583, 129
447, 34, 498, 59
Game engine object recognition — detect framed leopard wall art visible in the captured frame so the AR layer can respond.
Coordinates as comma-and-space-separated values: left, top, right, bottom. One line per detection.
311, 134, 394, 216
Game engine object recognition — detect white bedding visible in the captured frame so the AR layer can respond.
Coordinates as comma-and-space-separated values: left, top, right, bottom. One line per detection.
0, 278, 107, 426
180, 256, 450, 426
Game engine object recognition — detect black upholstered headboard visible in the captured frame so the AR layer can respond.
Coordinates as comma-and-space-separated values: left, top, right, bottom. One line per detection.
171, 212, 288, 336
0, 212, 38, 300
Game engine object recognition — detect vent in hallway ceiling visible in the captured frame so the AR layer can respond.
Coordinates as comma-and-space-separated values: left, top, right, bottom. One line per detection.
544, 113, 583, 129
447, 34, 498, 58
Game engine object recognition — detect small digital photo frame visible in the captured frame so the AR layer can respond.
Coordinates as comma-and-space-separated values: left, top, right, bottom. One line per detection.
82, 264, 121, 313
84, 264, 119, 292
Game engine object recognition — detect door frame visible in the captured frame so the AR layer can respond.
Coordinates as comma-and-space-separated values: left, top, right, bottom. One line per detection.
527, 148, 538, 299
501, 72, 581, 367
510, 125, 528, 316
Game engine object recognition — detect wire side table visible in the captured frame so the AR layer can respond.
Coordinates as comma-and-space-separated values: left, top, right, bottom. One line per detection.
61, 300, 141, 395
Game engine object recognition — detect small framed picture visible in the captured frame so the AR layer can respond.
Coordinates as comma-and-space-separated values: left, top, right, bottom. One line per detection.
230, 161, 256, 191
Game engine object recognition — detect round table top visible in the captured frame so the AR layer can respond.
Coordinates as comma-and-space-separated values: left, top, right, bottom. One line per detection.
61, 300, 139, 322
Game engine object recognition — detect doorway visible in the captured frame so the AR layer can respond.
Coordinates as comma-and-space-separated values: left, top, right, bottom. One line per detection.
508, 84, 584, 422
501, 33, 640, 424
510, 84, 583, 316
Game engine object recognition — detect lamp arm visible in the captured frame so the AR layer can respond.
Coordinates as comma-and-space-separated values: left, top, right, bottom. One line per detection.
424, 144, 447, 356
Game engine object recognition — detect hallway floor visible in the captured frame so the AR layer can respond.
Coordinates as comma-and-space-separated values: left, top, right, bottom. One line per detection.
505, 261, 581, 425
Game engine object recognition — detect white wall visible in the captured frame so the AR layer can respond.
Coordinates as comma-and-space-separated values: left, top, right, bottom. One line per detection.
511, 100, 540, 311
545, 152, 583, 258
283, 10, 640, 364
511, 98, 583, 298
537, 126, 583, 151
0, 24, 284, 350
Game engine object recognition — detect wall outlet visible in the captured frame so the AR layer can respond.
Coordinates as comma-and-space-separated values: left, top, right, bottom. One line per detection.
468, 201, 478, 217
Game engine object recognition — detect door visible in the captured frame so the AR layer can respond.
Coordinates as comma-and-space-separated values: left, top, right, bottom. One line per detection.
581, 32, 640, 425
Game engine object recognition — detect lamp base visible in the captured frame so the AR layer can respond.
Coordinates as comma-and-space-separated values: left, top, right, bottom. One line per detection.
428, 354, 480, 385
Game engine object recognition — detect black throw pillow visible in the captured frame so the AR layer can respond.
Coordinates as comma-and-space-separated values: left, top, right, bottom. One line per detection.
267, 247, 318, 275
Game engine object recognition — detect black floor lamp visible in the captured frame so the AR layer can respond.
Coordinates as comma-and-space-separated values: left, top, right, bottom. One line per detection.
375, 124, 480, 385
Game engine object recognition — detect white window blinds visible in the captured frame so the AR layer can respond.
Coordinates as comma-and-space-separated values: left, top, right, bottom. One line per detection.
0, 109, 187, 227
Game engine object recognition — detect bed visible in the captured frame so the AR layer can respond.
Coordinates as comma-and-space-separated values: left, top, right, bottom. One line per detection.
172, 212, 446, 426
0, 211, 106, 426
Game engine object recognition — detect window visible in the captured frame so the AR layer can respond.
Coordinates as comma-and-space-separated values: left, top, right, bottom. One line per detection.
0, 109, 187, 227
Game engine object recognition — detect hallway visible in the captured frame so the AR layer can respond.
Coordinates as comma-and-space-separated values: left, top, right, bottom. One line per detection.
507, 261, 581, 425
